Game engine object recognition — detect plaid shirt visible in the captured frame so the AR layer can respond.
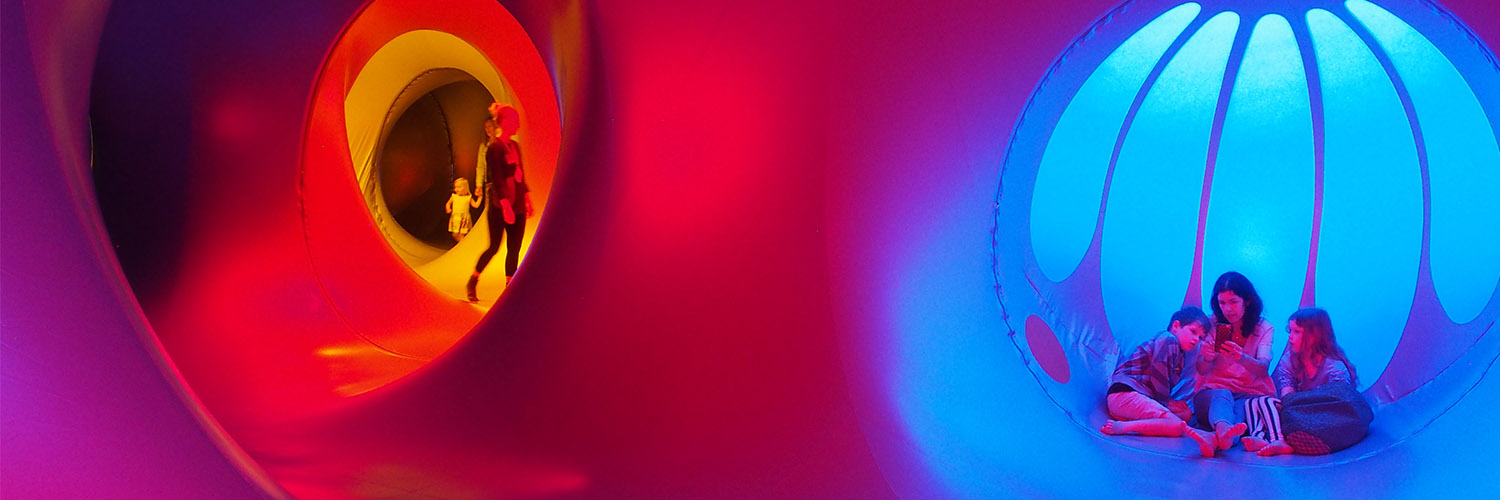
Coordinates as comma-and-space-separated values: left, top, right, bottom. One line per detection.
1111, 331, 1190, 403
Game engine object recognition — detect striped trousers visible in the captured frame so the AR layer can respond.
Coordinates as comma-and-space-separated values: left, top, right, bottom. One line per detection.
1243, 395, 1283, 442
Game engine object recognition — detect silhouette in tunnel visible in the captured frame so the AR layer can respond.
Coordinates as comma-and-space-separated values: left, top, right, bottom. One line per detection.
467, 102, 532, 301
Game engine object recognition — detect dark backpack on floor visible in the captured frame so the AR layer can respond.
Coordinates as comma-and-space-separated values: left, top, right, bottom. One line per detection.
1280, 382, 1374, 454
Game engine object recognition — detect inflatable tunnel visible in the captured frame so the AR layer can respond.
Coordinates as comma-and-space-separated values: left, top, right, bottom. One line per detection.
3, 0, 1498, 498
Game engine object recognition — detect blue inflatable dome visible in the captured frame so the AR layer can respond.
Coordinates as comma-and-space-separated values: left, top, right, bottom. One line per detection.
995, 0, 1499, 457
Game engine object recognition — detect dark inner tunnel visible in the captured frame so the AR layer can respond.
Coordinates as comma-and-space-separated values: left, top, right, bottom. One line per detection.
377, 77, 492, 250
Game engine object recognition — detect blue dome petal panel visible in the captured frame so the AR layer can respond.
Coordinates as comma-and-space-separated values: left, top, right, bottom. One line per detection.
1030, 3, 1201, 282
1103, 12, 1239, 348
1307, 8, 1422, 389
1348, 0, 1500, 324
1202, 14, 1315, 351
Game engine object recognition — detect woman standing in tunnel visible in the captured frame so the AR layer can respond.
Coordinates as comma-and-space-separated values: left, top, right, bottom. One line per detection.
467, 103, 533, 302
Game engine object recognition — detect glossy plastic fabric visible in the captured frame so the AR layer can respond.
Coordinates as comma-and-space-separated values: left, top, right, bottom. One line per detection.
4, 0, 1500, 499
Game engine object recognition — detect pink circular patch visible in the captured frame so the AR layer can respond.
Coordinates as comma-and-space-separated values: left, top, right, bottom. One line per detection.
1025, 315, 1070, 384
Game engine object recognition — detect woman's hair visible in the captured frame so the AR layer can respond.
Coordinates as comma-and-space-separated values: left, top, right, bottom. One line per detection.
1288, 307, 1358, 386
1210, 271, 1263, 338
489, 103, 519, 133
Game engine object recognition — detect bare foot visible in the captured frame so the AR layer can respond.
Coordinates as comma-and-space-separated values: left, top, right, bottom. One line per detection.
1214, 422, 1247, 450
1101, 421, 1124, 435
1241, 436, 1268, 452
1186, 427, 1218, 457
1257, 440, 1293, 456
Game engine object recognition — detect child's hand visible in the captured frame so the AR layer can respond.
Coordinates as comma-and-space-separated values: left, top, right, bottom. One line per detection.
1168, 400, 1192, 422
1198, 339, 1217, 361
1218, 341, 1244, 362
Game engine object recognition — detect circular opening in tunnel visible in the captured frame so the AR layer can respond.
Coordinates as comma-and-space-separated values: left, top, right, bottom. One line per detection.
84, 0, 567, 481
989, 0, 1500, 463
292, 0, 563, 396
325, 27, 560, 310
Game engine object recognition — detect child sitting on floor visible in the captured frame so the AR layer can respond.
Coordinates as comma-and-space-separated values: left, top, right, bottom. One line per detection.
1101, 306, 1213, 441
1241, 307, 1362, 456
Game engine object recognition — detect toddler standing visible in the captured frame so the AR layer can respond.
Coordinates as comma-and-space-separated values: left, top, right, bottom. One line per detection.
446, 177, 481, 242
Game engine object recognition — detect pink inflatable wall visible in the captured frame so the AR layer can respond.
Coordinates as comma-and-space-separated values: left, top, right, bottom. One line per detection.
3, 0, 1497, 498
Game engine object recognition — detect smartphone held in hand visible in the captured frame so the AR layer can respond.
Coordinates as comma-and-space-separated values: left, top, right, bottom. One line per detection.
1215, 323, 1233, 348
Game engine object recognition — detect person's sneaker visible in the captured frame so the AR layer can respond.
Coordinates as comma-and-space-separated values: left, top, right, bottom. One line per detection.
466, 273, 480, 302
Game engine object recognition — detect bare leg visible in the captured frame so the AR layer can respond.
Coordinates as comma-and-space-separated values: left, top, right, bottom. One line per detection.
1241, 436, 1268, 452
466, 271, 480, 302
1257, 440, 1293, 456
1101, 419, 1185, 437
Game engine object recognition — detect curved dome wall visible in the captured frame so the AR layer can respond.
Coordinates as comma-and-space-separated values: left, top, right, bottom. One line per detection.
3, 0, 1499, 498
994, 0, 1500, 454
